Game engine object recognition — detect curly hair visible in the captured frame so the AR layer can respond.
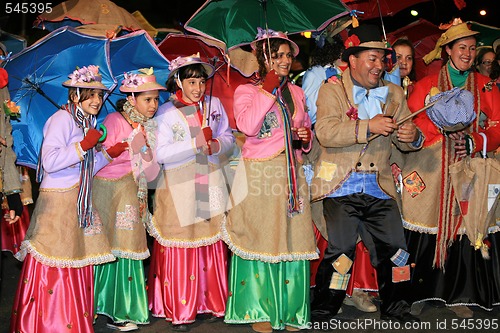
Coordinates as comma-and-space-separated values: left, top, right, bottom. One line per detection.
310, 34, 344, 67
255, 38, 295, 79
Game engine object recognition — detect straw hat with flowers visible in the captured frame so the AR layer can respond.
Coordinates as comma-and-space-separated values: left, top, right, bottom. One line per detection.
423, 18, 479, 65
62, 65, 109, 90
120, 67, 166, 93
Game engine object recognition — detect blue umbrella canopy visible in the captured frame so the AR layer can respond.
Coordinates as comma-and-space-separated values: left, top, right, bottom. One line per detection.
4, 27, 116, 168
0, 31, 27, 56
107, 30, 170, 109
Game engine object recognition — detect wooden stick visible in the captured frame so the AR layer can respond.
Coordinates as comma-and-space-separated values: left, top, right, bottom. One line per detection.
367, 87, 466, 142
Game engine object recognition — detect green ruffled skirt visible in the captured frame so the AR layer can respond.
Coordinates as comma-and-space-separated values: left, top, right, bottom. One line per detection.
94, 258, 149, 324
224, 255, 310, 330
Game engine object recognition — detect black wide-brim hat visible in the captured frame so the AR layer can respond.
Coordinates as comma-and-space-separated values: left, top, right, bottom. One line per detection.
341, 24, 391, 62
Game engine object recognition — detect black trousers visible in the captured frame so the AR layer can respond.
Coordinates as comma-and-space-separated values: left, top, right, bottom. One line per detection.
313, 193, 411, 316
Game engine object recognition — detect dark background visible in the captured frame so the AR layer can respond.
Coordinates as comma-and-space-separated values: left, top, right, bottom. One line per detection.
1, 0, 499, 45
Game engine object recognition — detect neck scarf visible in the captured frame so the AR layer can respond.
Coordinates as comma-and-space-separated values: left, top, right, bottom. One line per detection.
275, 78, 301, 216
173, 92, 211, 221
122, 100, 157, 224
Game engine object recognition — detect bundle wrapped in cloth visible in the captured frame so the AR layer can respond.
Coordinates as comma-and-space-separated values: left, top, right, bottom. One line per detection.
426, 87, 476, 132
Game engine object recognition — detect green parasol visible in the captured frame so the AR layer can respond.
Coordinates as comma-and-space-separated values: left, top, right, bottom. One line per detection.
184, 0, 349, 51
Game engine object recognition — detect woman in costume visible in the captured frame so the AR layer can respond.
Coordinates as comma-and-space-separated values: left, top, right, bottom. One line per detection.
10, 65, 125, 332
93, 68, 165, 331
147, 54, 234, 332
401, 19, 500, 318
223, 28, 318, 333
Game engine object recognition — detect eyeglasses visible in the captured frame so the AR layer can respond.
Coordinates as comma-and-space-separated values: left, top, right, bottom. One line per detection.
481, 60, 493, 66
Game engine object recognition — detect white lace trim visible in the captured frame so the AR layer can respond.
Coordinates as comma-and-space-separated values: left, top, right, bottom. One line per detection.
111, 248, 150, 260
14, 240, 115, 268
145, 218, 222, 248
403, 220, 500, 235
412, 297, 499, 312
403, 219, 438, 234
220, 221, 319, 263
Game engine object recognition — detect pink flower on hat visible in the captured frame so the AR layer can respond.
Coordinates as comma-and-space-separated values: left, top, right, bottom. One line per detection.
168, 56, 189, 72
255, 27, 287, 40
68, 65, 101, 85
122, 72, 145, 88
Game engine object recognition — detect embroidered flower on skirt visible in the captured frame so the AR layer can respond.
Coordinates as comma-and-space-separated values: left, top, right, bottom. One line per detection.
84, 210, 104, 236
115, 205, 139, 230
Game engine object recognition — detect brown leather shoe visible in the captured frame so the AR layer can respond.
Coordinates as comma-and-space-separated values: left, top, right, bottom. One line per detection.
285, 325, 301, 331
251, 322, 273, 333
449, 305, 474, 318
343, 290, 377, 313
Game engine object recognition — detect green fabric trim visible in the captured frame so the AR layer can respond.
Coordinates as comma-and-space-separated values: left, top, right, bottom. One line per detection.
447, 62, 469, 88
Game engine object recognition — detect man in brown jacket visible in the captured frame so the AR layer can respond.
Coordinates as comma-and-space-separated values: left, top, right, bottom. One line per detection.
310, 25, 423, 323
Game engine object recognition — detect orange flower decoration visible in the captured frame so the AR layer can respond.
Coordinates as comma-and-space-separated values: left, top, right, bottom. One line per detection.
344, 34, 361, 49
4, 99, 21, 117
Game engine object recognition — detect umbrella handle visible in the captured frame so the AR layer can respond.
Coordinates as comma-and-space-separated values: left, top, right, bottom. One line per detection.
98, 124, 107, 142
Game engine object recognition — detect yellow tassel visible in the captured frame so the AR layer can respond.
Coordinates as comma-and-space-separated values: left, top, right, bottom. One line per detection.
352, 16, 359, 28
480, 242, 490, 260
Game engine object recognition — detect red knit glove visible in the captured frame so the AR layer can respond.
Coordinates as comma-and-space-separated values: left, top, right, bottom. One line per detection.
80, 129, 102, 151
0, 68, 8, 89
106, 142, 128, 158
202, 127, 212, 141
262, 70, 280, 93
196, 127, 212, 148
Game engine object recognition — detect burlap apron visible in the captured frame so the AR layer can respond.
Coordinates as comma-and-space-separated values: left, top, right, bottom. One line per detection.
93, 173, 149, 259
147, 162, 227, 248
17, 186, 114, 267
223, 154, 318, 263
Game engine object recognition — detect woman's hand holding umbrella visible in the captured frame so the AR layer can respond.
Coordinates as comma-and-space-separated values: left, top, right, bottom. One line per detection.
262, 69, 280, 93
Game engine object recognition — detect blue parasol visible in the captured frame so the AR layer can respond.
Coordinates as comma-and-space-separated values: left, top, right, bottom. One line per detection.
107, 30, 170, 110
0, 30, 27, 56
4, 27, 116, 168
